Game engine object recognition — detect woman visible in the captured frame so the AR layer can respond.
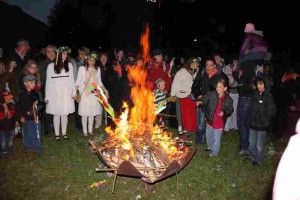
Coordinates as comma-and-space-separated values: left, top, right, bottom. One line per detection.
76, 52, 108, 137
45, 46, 75, 140
171, 57, 199, 136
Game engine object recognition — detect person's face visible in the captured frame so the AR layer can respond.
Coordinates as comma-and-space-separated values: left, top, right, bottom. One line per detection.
206, 60, 216, 73
62, 51, 68, 61
87, 58, 96, 66
117, 51, 124, 60
100, 55, 108, 65
78, 51, 86, 61
190, 62, 199, 70
216, 82, 227, 94
180, 58, 185, 64
263, 65, 270, 74
232, 59, 238, 68
24, 80, 36, 90
214, 55, 221, 64
28, 63, 38, 75
154, 55, 163, 63
257, 81, 265, 92
19, 43, 30, 54
136, 59, 143, 67
158, 82, 165, 91
46, 47, 55, 60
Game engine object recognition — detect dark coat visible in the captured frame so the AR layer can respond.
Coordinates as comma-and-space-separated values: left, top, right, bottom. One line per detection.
192, 69, 228, 99
201, 91, 234, 125
250, 90, 276, 131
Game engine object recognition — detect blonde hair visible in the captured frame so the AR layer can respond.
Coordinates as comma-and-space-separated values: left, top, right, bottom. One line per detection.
24, 59, 41, 86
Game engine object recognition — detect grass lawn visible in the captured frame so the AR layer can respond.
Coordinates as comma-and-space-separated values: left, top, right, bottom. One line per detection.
0, 119, 287, 200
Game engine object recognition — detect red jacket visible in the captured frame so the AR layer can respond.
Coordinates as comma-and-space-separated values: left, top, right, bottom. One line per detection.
147, 60, 172, 92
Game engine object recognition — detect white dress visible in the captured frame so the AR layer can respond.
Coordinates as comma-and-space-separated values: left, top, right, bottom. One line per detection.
45, 62, 75, 115
76, 66, 103, 117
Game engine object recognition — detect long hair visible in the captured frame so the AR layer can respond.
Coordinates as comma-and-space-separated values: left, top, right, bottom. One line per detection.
85, 58, 99, 71
54, 53, 69, 74
24, 59, 41, 86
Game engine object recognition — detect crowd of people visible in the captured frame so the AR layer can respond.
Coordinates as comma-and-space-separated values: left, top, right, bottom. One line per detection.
0, 23, 299, 168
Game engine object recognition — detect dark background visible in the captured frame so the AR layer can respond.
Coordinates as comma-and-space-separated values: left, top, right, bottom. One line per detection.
1, 0, 299, 67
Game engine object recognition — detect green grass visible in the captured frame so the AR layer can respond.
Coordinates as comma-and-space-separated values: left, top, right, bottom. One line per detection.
0, 119, 287, 200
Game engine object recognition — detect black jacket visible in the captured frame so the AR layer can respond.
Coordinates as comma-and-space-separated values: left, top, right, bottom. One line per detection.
201, 91, 233, 125
19, 90, 44, 121
250, 90, 276, 131
192, 69, 228, 99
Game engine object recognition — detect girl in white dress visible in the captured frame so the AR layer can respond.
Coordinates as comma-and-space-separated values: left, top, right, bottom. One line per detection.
45, 46, 75, 140
76, 52, 109, 137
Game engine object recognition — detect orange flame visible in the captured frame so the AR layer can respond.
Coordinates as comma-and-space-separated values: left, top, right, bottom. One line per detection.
104, 24, 188, 162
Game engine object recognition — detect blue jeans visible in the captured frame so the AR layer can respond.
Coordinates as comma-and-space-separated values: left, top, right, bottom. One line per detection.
23, 120, 42, 154
195, 107, 206, 144
206, 124, 222, 156
249, 129, 266, 164
237, 97, 252, 151
0, 130, 14, 156
237, 51, 265, 70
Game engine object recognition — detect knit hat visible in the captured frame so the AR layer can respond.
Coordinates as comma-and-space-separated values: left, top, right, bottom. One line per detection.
155, 78, 165, 87
152, 49, 163, 57
23, 74, 36, 82
244, 23, 255, 33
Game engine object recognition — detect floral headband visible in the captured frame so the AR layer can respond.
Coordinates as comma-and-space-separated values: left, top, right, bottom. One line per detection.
55, 46, 71, 65
55, 46, 72, 54
85, 52, 98, 61
190, 57, 201, 63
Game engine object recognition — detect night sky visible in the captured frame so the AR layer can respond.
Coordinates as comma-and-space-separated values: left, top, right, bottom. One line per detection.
2, 0, 300, 64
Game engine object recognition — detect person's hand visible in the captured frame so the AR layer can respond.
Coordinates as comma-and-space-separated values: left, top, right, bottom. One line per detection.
197, 95, 203, 100
290, 106, 296, 111
104, 91, 109, 99
44, 98, 49, 104
218, 111, 224, 117
3, 104, 10, 118
196, 101, 203, 107
8, 61, 17, 72
282, 74, 287, 83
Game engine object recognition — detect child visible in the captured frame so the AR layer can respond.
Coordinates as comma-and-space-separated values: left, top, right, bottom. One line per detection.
76, 52, 109, 137
154, 78, 167, 128
19, 75, 42, 154
0, 90, 20, 157
197, 78, 233, 156
248, 77, 276, 165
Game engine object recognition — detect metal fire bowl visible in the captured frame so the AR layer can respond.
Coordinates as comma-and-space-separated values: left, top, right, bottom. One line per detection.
96, 146, 197, 184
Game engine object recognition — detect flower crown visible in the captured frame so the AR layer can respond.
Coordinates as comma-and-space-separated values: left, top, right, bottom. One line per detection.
55, 46, 72, 54
85, 52, 98, 61
190, 57, 201, 63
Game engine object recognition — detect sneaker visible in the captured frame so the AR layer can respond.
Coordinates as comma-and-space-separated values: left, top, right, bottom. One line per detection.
205, 148, 211, 151
83, 133, 88, 137
55, 136, 60, 141
88, 132, 93, 136
238, 150, 250, 156
251, 161, 260, 166
63, 135, 69, 139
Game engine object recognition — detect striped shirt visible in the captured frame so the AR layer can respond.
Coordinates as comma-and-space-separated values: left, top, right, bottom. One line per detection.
154, 89, 167, 106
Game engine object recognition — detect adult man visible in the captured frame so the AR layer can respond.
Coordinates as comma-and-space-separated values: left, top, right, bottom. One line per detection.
147, 49, 172, 92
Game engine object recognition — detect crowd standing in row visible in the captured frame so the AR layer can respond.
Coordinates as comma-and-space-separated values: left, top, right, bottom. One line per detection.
0, 23, 299, 167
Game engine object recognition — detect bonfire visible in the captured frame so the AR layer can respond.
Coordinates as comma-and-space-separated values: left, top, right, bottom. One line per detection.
89, 24, 196, 191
